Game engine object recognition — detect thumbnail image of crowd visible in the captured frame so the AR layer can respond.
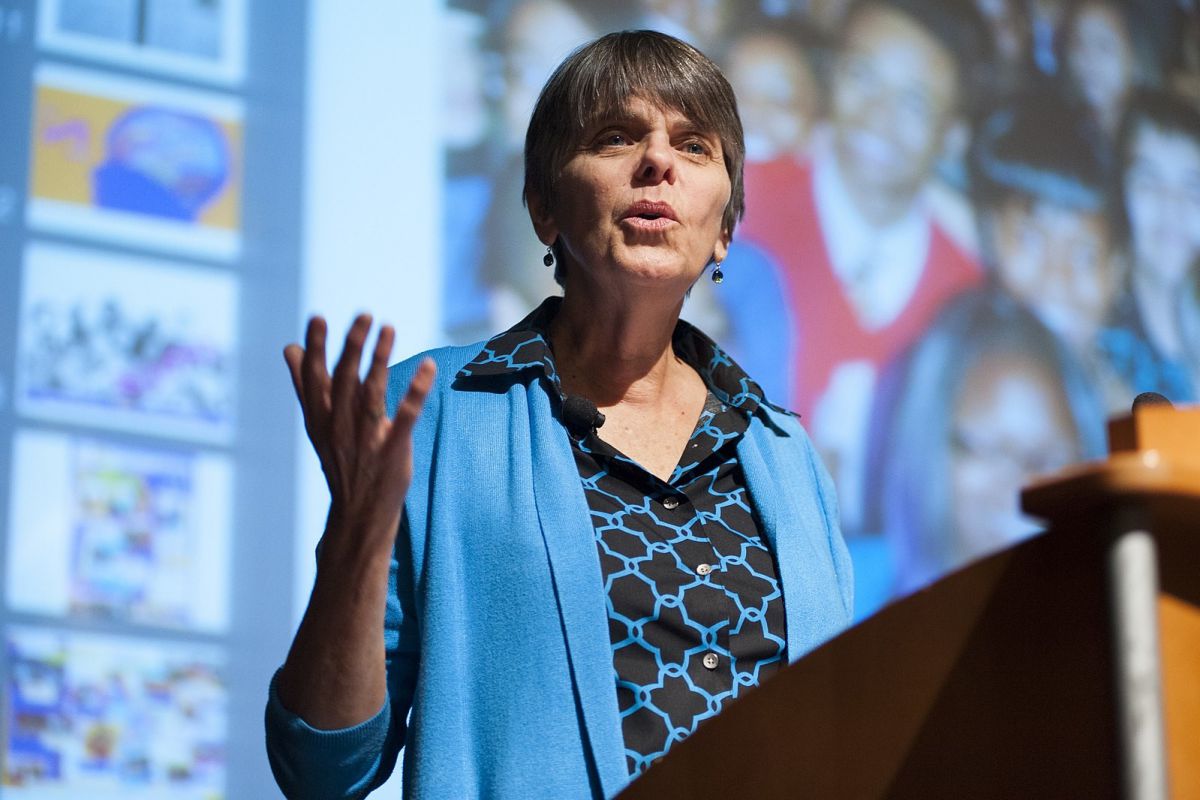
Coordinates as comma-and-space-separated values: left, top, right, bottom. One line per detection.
20, 295, 234, 432
2, 627, 226, 799
441, 0, 1200, 611
18, 246, 237, 441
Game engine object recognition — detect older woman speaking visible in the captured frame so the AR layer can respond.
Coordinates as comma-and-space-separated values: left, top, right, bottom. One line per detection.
266, 30, 852, 800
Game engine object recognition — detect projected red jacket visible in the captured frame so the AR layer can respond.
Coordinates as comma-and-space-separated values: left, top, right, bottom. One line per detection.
740, 157, 982, 421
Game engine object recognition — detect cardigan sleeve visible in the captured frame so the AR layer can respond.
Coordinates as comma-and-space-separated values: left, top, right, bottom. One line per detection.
264, 520, 420, 800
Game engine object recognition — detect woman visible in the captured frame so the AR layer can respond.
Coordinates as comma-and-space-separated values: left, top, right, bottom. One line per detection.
265, 31, 852, 799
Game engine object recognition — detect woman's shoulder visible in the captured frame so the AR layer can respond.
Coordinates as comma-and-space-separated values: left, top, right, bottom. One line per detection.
391, 343, 482, 378
383, 342, 487, 414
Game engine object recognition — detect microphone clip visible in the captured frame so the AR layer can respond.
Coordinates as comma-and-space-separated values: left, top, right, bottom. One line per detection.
561, 394, 605, 439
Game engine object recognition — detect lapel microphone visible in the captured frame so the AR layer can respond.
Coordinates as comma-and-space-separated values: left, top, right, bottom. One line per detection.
562, 395, 606, 439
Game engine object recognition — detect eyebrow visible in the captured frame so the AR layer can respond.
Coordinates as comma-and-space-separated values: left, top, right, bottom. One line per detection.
588, 102, 707, 133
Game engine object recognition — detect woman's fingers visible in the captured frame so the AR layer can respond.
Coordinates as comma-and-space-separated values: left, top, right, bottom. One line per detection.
330, 315, 371, 405
299, 317, 333, 427
329, 315, 373, 439
359, 324, 395, 438
385, 358, 436, 460
283, 343, 306, 403
285, 315, 430, 491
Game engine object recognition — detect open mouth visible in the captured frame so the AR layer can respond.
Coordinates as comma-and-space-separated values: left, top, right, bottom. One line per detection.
623, 200, 677, 224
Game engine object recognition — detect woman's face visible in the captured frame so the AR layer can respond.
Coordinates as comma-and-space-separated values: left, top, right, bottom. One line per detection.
1124, 122, 1200, 287
533, 96, 732, 296
948, 354, 1079, 565
1065, 3, 1133, 129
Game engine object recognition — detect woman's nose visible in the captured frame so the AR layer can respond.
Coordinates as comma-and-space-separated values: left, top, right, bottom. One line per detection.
636, 135, 676, 183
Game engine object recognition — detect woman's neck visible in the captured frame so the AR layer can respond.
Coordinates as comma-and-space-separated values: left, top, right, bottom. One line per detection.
548, 287, 689, 409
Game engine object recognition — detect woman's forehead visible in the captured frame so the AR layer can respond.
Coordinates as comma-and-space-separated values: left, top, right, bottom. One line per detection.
585, 96, 705, 129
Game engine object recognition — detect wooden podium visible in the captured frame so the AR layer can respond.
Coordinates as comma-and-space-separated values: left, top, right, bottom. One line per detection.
619, 406, 1199, 799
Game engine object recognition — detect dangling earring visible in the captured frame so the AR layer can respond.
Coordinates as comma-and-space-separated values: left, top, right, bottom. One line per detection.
711, 260, 724, 284
543, 246, 555, 267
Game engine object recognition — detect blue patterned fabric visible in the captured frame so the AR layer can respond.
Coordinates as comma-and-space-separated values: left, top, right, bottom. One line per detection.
458, 298, 788, 776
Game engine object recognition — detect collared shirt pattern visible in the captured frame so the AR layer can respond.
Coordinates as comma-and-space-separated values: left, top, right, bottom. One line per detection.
458, 299, 788, 776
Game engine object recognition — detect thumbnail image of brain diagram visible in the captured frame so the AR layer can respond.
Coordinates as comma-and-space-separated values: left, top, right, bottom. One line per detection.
28, 63, 243, 260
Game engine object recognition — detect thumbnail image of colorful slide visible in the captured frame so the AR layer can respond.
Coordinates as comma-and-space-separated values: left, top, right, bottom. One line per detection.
27, 63, 243, 261
16, 242, 239, 443
5, 429, 232, 632
38, 0, 246, 84
2, 626, 226, 799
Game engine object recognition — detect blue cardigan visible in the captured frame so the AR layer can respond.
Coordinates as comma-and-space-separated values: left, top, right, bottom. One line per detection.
265, 343, 854, 799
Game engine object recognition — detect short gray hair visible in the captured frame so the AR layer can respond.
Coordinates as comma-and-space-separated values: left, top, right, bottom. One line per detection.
523, 30, 746, 284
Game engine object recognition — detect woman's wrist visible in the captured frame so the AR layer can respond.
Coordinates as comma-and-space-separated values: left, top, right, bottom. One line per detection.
319, 503, 400, 567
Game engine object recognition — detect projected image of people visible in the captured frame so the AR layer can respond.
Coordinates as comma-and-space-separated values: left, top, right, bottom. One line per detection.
1099, 90, 1200, 403
1057, 0, 1149, 141
739, 0, 987, 532
970, 90, 1128, 412
721, 22, 823, 165
875, 290, 1106, 594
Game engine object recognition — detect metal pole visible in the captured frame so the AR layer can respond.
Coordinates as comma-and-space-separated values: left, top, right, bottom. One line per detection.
1108, 504, 1168, 800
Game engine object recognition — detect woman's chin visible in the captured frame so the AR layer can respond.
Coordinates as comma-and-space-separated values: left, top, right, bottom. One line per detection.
612, 259, 701, 291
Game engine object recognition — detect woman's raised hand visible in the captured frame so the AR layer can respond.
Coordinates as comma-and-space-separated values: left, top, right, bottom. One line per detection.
276, 315, 436, 730
284, 314, 436, 554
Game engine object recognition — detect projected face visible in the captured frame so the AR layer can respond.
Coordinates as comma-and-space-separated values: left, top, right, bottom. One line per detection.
502, 1, 595, 152
638, 0, 733, 49
724, 32, 819, 162
1065, 2, 1134, 135
1124, 122, 1200, 288
990, 197, 1118, 350
948, 354, 1078, 563
974, 0, 1028, 67
806, 0, 854, 36
830, 4, 958, 216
